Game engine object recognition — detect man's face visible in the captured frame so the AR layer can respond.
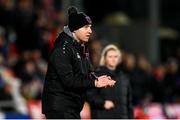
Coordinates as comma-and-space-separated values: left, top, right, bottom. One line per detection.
73, 25, 92, 42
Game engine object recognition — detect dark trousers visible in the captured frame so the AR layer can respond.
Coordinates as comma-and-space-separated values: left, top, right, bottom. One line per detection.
44, 110, 80, 119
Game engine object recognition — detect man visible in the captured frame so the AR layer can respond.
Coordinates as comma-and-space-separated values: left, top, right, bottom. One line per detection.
41, 6, 116, 119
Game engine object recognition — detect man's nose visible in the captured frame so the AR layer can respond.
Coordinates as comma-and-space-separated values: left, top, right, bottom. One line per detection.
89, 28, 92, 34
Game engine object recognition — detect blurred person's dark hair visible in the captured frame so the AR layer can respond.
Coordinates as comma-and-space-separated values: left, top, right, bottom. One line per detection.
136, 55, 152, 73
166, 57, 179, 73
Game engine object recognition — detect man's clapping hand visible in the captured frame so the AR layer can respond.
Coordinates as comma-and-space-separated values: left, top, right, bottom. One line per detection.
95, 75, 116, 88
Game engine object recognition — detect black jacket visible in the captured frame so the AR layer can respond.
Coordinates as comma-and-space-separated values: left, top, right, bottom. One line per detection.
86, 66, 134, 119
42, 31, 96, 114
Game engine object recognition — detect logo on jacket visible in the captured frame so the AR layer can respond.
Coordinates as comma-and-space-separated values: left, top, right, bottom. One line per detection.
77, 52, 81, 59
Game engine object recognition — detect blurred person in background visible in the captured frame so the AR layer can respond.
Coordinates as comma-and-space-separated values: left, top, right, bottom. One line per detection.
151, 64, 166, 103
164, 58, 180, 102
120, 53, 136, 75
0, 67, 28, 114
41, 6, 116, 119
89, 39, 103, 69
86, 44, 134, 119
130, 55, 153, 105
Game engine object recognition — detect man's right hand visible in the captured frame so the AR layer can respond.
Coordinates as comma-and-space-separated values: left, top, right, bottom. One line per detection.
95, 75, 116, 88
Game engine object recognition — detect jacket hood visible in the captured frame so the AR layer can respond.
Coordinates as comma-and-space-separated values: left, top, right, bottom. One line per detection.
63, 25, 73, 37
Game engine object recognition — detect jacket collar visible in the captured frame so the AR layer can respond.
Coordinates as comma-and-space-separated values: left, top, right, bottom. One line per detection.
54, 26, 88, 57
63, 26, 83, 52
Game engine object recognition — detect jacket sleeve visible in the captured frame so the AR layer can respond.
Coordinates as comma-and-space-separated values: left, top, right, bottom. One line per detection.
86, 69, 106, 110
86, 88, 105, 109
49, 46, 95, 90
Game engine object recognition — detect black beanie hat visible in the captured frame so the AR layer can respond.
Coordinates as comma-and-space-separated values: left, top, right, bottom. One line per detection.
68, 6, 92, 32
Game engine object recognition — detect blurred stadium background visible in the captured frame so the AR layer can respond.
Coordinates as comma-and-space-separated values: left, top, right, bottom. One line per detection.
0, 0, 180, 119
